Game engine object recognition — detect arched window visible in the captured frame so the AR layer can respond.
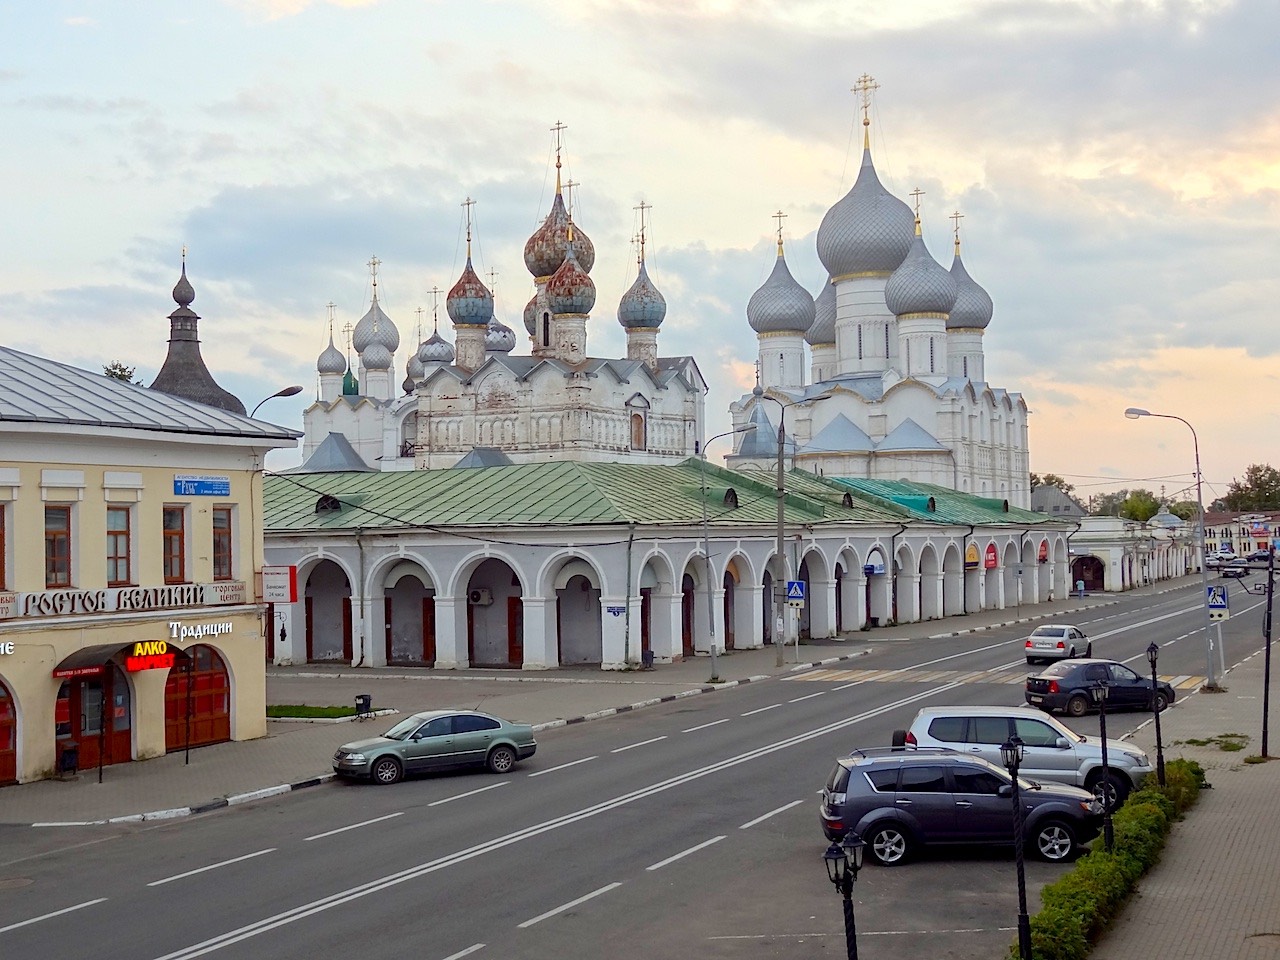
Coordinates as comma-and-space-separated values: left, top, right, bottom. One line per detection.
630, 413, 647, 450
542, 313, 551, 347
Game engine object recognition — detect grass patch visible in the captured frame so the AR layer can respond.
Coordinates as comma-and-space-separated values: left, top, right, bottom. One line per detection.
268, 704, 357, 719
1178, 733, 1248, 751
1243, 754, 1274, 765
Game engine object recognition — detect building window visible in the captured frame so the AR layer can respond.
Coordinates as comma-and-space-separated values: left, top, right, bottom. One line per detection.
630, 413, 647, 451
45, 505, 72, 588
163, 507, 186, 584
884, 326, 889, 356
857, 325, 863, 360
213, 507, 233, 581
106, 506, 132, 586
929, 338, 935, 373
963, 356, 968, 377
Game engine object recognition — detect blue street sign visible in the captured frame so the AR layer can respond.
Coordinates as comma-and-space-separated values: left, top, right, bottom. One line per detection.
786, 580, 806, 601
1207, 584, 1230, 621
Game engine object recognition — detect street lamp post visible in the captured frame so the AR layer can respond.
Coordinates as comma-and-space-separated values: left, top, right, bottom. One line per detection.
700, 425, 757, 683
1146, 642, 1167, 786
823, 832, 865, 960
1124, 407, 1218, 689
250, 384, 304, 419
1000, 737, 1032, 960
1089, 680, 1115, 851
753, 386, 827, 667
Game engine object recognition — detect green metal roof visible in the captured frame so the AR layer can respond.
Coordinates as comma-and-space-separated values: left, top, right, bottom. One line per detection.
827, 478, 1055, 526
263, 459, 911, 532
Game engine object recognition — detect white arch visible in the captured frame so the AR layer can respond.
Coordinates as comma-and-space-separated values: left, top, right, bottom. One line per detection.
446, 548, 531, 597
539, 553, 607, 595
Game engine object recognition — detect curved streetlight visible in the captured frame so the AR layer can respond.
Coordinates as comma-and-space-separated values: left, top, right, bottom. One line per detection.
1000, 736, 1032, 960
250, 384, 304, 419
823, 831, 865, 959
700, 424, 759, 682
753, 386, 829, 667
1124, 407, 1218, 688
1146, 642, 1167, 786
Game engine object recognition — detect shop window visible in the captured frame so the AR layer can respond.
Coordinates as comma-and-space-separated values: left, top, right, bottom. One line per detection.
213, 506, 233, 581
45, 504, 72, 588
163, 506, 186, 584
107, 505, 132, 586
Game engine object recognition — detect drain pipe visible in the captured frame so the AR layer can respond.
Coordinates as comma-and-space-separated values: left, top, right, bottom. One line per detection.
354, 529, 367, 668
1065, 520, 1083, 599
963, 525, 975, 615
890, 522, 907, 624
624, 523, 636, 668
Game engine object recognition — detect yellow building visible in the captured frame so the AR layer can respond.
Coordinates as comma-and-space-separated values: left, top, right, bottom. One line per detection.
0, 345, 297, 784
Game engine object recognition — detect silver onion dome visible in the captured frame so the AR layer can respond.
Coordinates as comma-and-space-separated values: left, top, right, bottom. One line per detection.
317, 333, 347, 375
485, 318, 516, 353
352, 299, 400, 353
417, 329, 455, 364
947, 251, 994, 329
617, 261, 667, 329
805, 278, 836, 345
361, 340, 393, 370
885, 230, 958, 317
816, 147, 915, 279
746, 251, 815, 334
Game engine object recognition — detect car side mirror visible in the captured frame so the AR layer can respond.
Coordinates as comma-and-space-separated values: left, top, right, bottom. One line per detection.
998, 784, 1013, 798
1056, 737, 1072, 750
410, 731, 424, 740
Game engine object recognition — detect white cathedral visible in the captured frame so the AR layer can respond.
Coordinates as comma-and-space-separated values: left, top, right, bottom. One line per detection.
725, 95, 1030, 507
300, 142, 707, 473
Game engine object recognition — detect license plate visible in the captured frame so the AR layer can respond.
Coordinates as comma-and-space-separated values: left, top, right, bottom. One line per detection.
1028, 695, 1043, 703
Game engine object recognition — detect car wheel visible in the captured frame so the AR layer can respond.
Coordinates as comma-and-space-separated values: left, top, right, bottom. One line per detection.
371, 757, 402, 785
1154, 691, 1170, 712
487, 745, 517, 774
1033, 820, 1077, 862
865, 822, 912, 866
1084, 642, 1093, 658
1091, 772, 1129, 811
1066, 694, 1089, 718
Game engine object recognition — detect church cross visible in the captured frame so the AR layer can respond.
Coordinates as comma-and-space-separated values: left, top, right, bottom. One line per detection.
853, 73, 879, 126
551, 120, 567, 190
634, 200, 651, 264
429, 285, 442, 329
950, 210, 964, 253
773, 210, 787, 254
909, 188, 925, 220
341, 321, 354, 354
565, 179, 579, 220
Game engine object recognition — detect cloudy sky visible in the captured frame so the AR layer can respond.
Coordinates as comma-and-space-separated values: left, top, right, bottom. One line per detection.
2, 0, 1276, 503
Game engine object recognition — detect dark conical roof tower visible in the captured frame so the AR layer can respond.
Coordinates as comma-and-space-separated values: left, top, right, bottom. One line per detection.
149, 254, 247, 415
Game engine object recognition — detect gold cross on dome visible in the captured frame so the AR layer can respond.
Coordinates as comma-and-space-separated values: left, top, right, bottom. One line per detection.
909, 188, 925, 220
950, 210, 964, 252
773, 209, 787, 252
853, 73, 879, 125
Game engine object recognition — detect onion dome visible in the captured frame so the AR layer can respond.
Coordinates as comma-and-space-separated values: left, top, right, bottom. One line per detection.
545, 242, 596, 315
805, 278, 837, 345
523, 294, 538, 336
342, 367, 359, 396
617, 261, 667, 329
947, 250, 994, 329
352, 298, 400, 353
885, 226, 958, 317
446, 258, 494, 326
417, 329, 455, 364
405, 351, 425, 380
485, 318, 516, 353
172, 265, 195, 307
362, 340, 393, 370
816, 147, 915, 278
524, 192, 595, 278
317, 332, 347, 375
746, 248, 815, 334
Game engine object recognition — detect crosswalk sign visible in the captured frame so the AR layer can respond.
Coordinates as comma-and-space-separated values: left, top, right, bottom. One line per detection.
786, 580, 805, 600
1207, 585, 1230, 621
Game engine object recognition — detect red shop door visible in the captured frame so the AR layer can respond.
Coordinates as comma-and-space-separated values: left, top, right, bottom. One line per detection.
165, 645, 231, 751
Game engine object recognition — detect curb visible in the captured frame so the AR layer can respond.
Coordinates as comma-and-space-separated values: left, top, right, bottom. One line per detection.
270, 708, 399, 724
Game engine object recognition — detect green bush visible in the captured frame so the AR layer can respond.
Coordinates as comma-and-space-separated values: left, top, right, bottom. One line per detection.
1013, 760, 1205, 958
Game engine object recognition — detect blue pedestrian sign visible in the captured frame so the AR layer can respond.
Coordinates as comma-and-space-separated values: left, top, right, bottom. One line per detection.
1206, 584, 1230, 621
786, 580, 806, 601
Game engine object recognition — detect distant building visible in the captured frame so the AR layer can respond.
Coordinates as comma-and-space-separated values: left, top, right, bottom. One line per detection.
1031, 484, 1087, 518
1204, 511, 1280, 556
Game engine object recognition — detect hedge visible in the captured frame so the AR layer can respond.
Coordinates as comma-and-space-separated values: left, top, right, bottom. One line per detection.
1010, 758, 1207, 960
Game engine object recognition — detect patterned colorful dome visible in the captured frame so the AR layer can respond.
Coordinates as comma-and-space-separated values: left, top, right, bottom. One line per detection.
446, 258, 494, 326
485, 319, 516, 353
617, 261, 667, 329
545, 244, 596, 315
524, 192, 595, 279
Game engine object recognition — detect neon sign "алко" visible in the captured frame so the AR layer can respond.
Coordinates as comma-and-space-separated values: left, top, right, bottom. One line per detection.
125, 640, 176, 672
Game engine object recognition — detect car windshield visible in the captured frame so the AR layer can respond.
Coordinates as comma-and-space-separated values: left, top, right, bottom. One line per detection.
1040, 663, 1075, 678
382, 717, 424, 740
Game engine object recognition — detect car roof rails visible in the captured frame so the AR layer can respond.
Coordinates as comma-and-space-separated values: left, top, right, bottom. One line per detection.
846, 746, 960, 761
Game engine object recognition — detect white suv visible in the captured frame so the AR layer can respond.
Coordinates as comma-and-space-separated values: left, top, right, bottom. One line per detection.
898, 704, 1152, 807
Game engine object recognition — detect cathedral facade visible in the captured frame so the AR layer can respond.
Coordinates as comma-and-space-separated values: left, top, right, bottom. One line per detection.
726, 94, 1030, 507
300, 146, 706, 472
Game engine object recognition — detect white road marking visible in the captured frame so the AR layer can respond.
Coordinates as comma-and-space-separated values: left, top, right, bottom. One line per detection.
440, 945, 485, 960
0, 898, 108, 934
709, 926, 1016, 939
517, 882, 622, 928
682, 718, 731, 733
646, 836, 726, 871
788, 692, 826, 703
610, 736, 668, 754
428, 782, 509, 806
741, 703, 781, 716
304, 812, 404, 841
527, 756, 596, 777
739, 799, 806, 829
147, 849, 276, 887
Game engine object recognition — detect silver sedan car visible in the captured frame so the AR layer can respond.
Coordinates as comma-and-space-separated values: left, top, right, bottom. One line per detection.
1023, 624, 1092, 663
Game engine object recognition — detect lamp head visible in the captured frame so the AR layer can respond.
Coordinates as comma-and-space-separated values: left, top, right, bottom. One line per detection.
1146, 641, 1159, 666
823, 841, 847, 886
999, 736, 1025, 771
841, 832, 866, 875
1089, 681, 1109, 703
1124, 407, 1150, 420
277, 384, 305, 399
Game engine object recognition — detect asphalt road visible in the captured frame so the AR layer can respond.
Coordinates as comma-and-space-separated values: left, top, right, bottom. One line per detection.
0, 582, 1267, 960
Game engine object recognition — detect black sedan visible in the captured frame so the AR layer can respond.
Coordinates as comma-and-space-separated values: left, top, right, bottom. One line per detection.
1025, 659, 1175, 717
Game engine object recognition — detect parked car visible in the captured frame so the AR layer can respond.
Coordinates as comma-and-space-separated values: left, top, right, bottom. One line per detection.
1025, 659, 1176, 716
1022, 624, 1092, 663
333, 710, 537, 784
1206, 552, 1237, 568
1246, 549, 1272, 562
1221, 564, 1249, 579
898, 704, 1153, 808
818, 748, 1103, 865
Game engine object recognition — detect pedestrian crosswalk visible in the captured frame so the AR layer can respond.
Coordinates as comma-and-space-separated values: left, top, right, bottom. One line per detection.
787, 667, 1205, 689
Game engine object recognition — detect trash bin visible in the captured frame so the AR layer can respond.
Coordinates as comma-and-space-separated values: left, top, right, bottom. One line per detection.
354, 694, 372, 717
868, 617, 880, 628
59, 742, 79, 775
641, 650, 655, 670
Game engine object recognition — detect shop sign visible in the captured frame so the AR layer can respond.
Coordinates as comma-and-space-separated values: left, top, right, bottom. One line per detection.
0, 582, 247, 621
125, 640, 176, 672
174, 474, 231, 496
168, 620, 233, 641
984, 544, 999, 569
0, 640, 14, 655
964, 543, 980, 570
262, 565, 298, 603
53, 664, 104, 679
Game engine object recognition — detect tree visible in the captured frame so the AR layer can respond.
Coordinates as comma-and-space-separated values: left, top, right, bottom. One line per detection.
1030, 472, 1075, 495
1118, 489, 1161, 522
1090, 490, 1129, 517
103, 361, 142, 384
1168, 501, 1198, 521
1219, 464, 1280, 512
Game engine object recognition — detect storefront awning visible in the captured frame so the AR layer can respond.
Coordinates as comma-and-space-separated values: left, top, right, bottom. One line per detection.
53, 641, 190, 679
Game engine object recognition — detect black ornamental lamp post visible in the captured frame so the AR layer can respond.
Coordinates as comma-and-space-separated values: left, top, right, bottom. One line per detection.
1089, 680, 1115, 851
823, 831, 866, 960
1146, 642, 1167, 787
1000, 736, 1032, 960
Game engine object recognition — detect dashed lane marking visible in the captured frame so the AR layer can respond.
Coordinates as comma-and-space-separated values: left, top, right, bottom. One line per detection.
788, 667, 1204, 688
